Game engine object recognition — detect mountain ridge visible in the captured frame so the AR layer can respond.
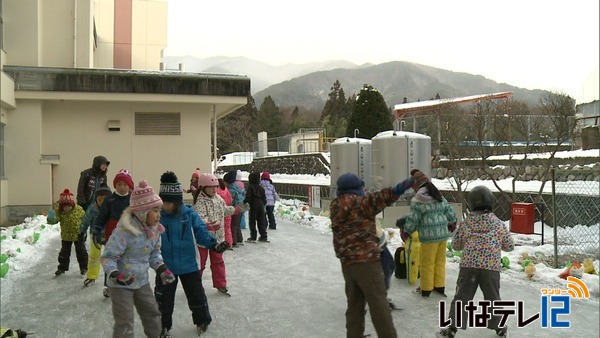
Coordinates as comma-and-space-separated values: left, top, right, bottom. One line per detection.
162, 55, 547, 110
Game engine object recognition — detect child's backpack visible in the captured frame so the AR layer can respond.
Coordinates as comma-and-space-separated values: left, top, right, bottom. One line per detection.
394, 247, 407, 279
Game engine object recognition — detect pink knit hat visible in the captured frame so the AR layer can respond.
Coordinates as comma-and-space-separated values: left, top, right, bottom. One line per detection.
129, 180, 163, 213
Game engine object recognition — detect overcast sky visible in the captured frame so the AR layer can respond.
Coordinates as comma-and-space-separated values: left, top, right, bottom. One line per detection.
164, 0, 599, 99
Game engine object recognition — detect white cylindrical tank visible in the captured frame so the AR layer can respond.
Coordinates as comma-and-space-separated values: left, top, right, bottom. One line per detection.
330, 137, 372, 195
371, 130, 431, 188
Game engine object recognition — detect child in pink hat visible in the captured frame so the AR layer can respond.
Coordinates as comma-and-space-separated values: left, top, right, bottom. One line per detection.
101, 180, 175, 338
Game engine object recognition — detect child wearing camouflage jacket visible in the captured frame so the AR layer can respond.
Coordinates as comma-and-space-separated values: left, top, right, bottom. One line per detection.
330, 172, 413, 338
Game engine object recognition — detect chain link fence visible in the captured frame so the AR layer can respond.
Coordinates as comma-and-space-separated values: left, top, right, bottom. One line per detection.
551, 169, 600, 268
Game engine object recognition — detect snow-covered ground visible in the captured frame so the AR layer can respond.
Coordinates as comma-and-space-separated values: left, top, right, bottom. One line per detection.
1, 198, 599, 337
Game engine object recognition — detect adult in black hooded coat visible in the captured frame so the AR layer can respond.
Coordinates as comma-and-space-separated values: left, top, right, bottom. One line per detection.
77, 155, 110, 210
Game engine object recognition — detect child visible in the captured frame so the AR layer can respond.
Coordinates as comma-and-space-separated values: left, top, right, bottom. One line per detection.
223, 170, 245, 247
330, 172, 413, 338
260, 171, 279, 230
155, 172, 229, 337
396, 216, 421, 285
101, 179, 174, 338
217, 177, 234, 248
436, 186, 514, 338
404, 169, 457, 297
377, 227, 398, 310
244, 172, 268, 242
91, 168, 134, 297
47, 189, 88, 276
194, 173, 247, 295
186, 167, 200, 195
235, 170, 247, 230
79, 185, 112, 287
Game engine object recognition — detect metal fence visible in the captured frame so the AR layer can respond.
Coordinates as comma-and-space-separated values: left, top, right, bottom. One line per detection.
273, 169, 600, 269
551, 169, 600, 268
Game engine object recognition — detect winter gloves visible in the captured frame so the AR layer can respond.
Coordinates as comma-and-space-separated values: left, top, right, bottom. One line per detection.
46, 209, 56, 223
235, 202, 250, 214
92, 231, 104, 250
213, 241, 230, 254
109, 271, 136, 286
396, 216, 410, 242
156, 264, 176, 285
393, 177, 415, 197
109, 265, 176, 287
400, 231, 410, 242
78, 232, 87, 243
448, 222, 457, 233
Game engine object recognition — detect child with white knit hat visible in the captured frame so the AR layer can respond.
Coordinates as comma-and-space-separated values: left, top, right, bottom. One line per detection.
101, 180, 176, 338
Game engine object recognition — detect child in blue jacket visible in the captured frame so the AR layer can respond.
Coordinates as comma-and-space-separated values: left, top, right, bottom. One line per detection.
154, 172, 229, 337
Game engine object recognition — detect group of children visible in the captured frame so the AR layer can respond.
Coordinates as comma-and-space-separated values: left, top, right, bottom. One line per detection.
331, 169, 514, 338
51, 158, 280, 337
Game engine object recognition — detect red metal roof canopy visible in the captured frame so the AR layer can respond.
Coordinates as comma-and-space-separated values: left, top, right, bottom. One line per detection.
393, 91, 513, 121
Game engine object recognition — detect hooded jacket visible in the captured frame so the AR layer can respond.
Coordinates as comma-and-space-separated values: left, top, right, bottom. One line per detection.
101, 209, 165, 289
77, 156, 109, 210
452, 212, 514, 271
160, 205, 218, 275
404, 187, 458, 243
260, 179, 278, 206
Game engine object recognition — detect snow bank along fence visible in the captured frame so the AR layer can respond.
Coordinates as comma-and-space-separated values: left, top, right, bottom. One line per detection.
443, 169, 600, 268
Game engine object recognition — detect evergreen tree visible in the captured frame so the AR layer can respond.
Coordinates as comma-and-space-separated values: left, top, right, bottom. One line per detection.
320, 80, 351, 138
346, 84, 393, 139
257, 95, 284, 137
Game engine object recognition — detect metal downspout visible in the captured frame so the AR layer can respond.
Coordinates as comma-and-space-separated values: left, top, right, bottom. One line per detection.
73, 0, 77, 67
212, 105, 217, 173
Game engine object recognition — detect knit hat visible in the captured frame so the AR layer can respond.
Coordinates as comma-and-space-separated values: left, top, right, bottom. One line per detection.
159, 171, 183, 204
223, 170, 237, 184
113, 169, 134, 190
336, 173, 365, 197
95, 185, 112, 197
410, 169, 430, 190
130, 180, 163, 213
59, 189, 75, 206
261, 171, 271, 180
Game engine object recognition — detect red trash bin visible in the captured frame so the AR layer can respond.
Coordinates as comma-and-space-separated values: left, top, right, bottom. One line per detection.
511, 203, 535, 234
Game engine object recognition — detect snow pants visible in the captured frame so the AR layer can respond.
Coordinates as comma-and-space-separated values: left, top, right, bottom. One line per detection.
248, 207, 268, 240
341, 261, 397, 338
57, 239, 88, 273
447, 268, 503, 330
110, 283, 161, 338
419, 240, 447, 292
154, 270, 212, 331
198, 247, 227, 289
230, 213, 244, 245
265, 205, 277, 229
86, 237, 102, 280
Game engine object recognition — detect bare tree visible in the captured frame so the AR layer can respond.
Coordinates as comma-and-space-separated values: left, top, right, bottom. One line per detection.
533, 92, 577, 194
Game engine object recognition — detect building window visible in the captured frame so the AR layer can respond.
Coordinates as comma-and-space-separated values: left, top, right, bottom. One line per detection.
0, 123, 5, 179
135, 113, 181, 135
